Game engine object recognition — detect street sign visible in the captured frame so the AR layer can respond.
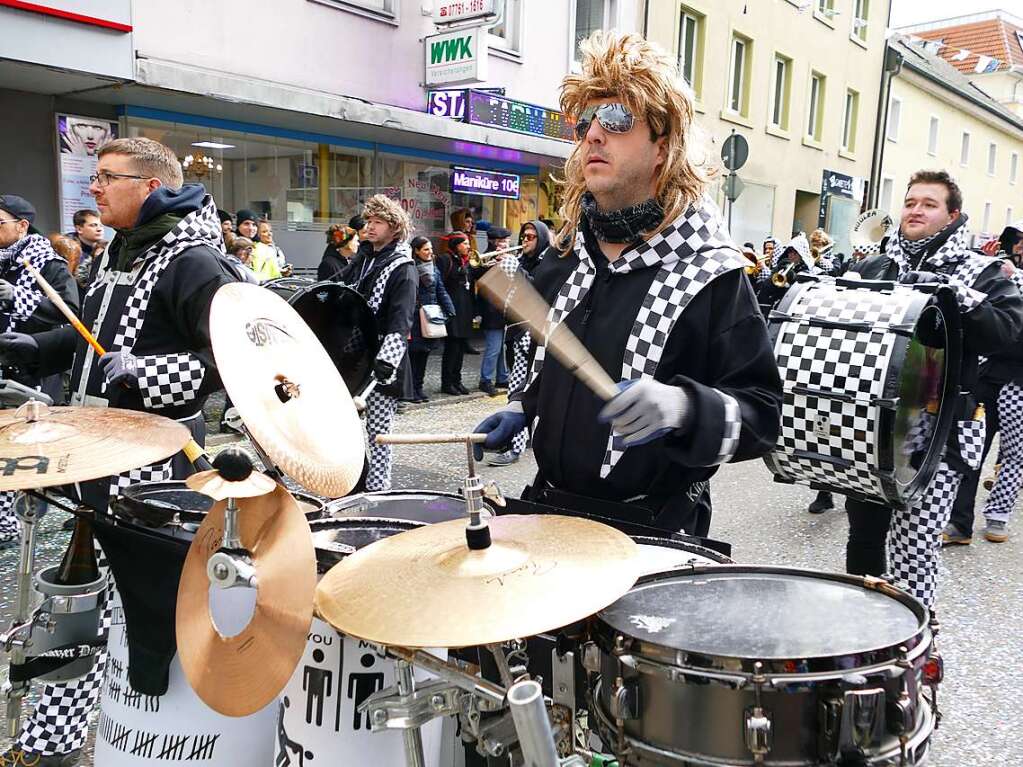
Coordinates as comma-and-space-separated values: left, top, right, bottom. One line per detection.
721, 133, 749, 172
723, 173, 744, 202
424, 26, 489, 87
433, 0, 498, 25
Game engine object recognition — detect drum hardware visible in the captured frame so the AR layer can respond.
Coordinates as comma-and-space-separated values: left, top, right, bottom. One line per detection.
468, 243, 526, 269
222, 408, 283, 481
509, 678, 588, 766
743, 663, 773, 764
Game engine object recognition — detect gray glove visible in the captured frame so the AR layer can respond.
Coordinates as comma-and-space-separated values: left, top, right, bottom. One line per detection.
599, 379, 690, 447
0, 280, 15, 302
99, 349, 140, 388
0, 332, 39, 365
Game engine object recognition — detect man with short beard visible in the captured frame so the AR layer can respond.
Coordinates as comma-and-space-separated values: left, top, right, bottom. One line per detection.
473, 32, 782, 537
843, 170, 1023, 610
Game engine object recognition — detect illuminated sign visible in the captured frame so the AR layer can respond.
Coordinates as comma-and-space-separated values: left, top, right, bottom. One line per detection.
427, 88, 504, 120
466, 90, 574, 142
451, 166, 521, 199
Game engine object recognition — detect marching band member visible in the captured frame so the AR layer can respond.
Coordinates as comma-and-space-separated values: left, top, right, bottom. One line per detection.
945, 220, 1023, 544
473, 31, 782, 536
341, 194, 417, 491
844, 170, 1023, 609
0, 138, 236, 766
757, 231, 817, 308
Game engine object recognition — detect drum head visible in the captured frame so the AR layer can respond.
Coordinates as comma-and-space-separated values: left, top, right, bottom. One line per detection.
326, 491, 490, 525
266, 279, 377, 395
599, 567, 924, 661
631, 535, 732, 575
310, 518, 422, 573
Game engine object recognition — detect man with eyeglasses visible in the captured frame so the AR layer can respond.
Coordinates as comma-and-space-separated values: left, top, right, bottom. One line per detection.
0, 139, 235, 766
473, 32, 781, 538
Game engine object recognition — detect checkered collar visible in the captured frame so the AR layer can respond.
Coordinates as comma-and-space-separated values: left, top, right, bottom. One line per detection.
886, 217, 970, 276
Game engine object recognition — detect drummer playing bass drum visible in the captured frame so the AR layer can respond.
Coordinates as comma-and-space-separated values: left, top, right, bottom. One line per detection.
0, 138, 236, 766
473, 31, 782, 537
842, 170, 1023, 610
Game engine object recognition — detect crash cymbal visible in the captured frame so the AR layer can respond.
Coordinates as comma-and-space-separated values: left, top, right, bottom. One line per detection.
315, 515, 639, 648
176, 484, 316, 717
210, 283, 364, 498
185, 468, 277, 501
0, 403, 190, 491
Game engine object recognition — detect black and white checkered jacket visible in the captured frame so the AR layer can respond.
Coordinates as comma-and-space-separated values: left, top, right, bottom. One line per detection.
515, 198, 783, 512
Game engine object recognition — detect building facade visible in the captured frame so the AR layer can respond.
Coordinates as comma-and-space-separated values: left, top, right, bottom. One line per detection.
644, 0, 891, 257
1, 0, 643, 265
878, 35, 1023, 244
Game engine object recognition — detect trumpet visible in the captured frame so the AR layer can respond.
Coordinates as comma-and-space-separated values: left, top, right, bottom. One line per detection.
771, 263, 797, 288
744, 253, 767, 276
468, 244, 526, 269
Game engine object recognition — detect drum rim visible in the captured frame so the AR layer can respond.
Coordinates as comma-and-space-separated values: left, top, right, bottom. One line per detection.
593, 564, 930, 673
325, 489, 495, 516
765, 279, 963, 509
309, 515, 425, 572
629, 535, 734, 565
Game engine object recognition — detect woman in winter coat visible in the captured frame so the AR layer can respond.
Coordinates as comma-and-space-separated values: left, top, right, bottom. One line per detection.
435, 231, 475, 395
407, 236, 456, 402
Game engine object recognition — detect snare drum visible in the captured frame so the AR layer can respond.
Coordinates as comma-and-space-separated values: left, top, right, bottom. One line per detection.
588, 566, 936, 766
326, 490, 492, 526
766, 278, 962, 508
264, 278, 378, 395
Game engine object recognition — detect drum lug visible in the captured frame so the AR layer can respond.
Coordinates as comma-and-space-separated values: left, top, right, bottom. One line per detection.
744, 662, 773, 764
888, 693, 915, 736
608, 676, 639, 721
580, 641, 601, 674
820, 686, 887, 761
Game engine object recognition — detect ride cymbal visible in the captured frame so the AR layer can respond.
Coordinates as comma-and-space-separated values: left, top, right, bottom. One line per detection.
315, 515, 640, 648
176, 484, 316, 717
210, 282, 364, 498
0, 404, 189, 491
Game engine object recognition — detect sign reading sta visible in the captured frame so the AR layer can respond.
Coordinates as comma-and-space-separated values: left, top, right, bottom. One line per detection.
433, 0, 498, 25
425, 26, 488, 87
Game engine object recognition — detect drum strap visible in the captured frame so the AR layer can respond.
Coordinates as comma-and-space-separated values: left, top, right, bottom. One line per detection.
9, 639, 105, 683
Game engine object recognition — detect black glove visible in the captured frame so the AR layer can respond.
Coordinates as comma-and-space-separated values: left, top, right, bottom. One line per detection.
0, 280, 14, 303
0, 332, 39, 365
900, 270, 949, 286
372, 359, 396, 386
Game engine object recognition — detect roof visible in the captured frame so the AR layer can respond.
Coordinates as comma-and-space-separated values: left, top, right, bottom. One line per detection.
899, 12, 1023, 74
890, 34, 1023, 134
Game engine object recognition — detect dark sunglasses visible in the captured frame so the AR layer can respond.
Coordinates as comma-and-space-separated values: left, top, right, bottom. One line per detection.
574, 102, 636, 141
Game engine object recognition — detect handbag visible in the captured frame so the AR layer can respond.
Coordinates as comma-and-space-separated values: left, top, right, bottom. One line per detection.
419, 304, 448, 339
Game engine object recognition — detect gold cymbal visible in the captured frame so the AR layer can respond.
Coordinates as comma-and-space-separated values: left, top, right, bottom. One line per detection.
315, 515, 640, 648
210, 282, 364, 498
0, 405, 189, 491
176, 484, 316, 717
185, 468, 277, 501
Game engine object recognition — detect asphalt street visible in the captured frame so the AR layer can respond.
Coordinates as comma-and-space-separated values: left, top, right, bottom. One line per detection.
0, 390, 1019, 765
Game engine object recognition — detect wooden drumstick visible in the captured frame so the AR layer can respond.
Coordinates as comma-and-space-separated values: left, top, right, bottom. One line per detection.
375, 433, 488, 445
477, 265, 619, 401
21, 257, 210, 467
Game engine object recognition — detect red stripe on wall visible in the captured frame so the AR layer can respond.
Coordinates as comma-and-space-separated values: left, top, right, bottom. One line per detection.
0, 0, 132, 32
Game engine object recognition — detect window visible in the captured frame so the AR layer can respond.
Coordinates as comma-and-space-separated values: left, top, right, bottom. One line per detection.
983, 202, 993, 233
1012, 152, 1019, 184
315, 0, 396, 20
852, 0, 870, 41
573, 0, 614, 67
728, 34, 752, 116
807, 72, 825, 141
960, 131, 970, 165
988, 142, 998, 176
817, 0, 835, 13
927, 116, 939, 155
886, 97, 901, 142
678, 8, 704, 98
490, 0, 523, 55
842, 89, 859, 151
880, 176, 895, 213
770, 54, 792, 130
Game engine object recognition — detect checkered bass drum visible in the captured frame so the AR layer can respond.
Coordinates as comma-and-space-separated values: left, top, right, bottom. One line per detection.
765, 277, 962, 509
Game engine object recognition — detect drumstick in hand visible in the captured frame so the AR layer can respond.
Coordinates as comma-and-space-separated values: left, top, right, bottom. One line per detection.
21, 257, 210, 468
477, 264, 619, 401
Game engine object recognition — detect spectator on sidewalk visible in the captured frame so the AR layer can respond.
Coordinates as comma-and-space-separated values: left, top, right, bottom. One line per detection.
251, 219, 283, 281
319, 224, 358, 281
473, 226, 513, 396
407, 236, 456, 403
436, 231, 473, 395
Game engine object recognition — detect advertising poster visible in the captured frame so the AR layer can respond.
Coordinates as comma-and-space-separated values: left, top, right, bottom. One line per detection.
56, 113, 119, 233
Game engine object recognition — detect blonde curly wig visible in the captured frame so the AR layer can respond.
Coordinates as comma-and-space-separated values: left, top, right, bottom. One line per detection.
362, 194, 412, 243
556, 31, 717, 248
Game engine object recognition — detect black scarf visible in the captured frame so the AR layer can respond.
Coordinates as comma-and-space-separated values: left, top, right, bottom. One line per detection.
580, 192, 664, 243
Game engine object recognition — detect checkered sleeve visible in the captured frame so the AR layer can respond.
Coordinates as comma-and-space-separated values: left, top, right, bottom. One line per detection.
374, 332, 406, 385
945, 277, 987, 312
135, 353, 206, 409
713, 390, 742, 465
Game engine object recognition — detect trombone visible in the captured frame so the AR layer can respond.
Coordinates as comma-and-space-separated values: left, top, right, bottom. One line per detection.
468, 244, 526, 269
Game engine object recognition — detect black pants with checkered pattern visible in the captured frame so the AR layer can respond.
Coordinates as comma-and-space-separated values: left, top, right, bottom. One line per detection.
846, 460, 962, 609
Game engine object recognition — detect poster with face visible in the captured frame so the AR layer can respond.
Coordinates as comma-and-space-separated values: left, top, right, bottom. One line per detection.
56, 113, 119, 233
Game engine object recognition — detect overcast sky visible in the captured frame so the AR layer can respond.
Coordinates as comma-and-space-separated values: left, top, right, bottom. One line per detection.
889, 0, 1023, 28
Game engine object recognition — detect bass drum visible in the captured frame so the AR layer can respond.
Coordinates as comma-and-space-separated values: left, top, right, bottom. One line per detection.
264, 277, 378, 395
765, 277, 962, 508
